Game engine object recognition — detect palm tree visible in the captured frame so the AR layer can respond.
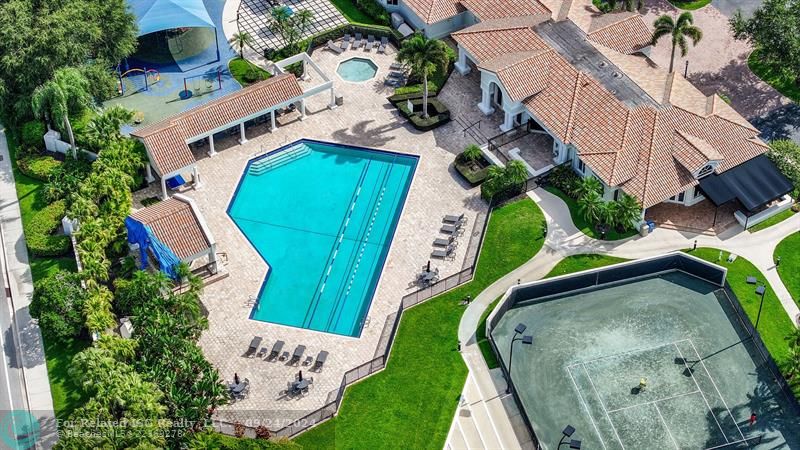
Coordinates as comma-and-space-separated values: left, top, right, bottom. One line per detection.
31, 67, 92, 158
651, 12, 703, 73
85, 105, 134, 150
229, 32, 254, 58
786, 346, 800, 380
599, 201, 619, 229
573, 176, 603, 200
397, 34, 449, 118
578, 190, 605, 226
461, 144, 482, 163
505, 160, 528, 186
615, 193, 643, 231
270, 7, 314, 53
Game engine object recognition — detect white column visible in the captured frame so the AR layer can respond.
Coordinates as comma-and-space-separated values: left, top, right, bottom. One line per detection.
500, 109, 515, 132
239, 122, 248, 144
145, 164, 155, 183
192, 166, 201, 189
270, 110, 276, 132
478, 87, 494, 116
329, 88, 337, 109
208, 243, 219, 274
208, 135, 216, 157
300, 99, 306, 120
455, 47, 471, 75
161, 178, 168, 200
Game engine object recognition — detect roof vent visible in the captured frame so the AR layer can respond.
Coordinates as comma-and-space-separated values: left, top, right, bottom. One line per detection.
612, 72, 622, 79
599, 61, 608, 68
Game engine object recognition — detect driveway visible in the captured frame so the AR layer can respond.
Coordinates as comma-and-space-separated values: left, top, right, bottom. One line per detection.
642, 0, 799, 144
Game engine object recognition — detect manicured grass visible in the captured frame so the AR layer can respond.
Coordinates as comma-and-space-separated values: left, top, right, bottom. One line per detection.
31, 257, 77, 282
329, 0, 383, 25
775, 232, 800, 304
544, 186, 638, 241
295, 198, 546, 449
42, 337, 89, 419
228, 57, 271, 87
668, 0, 711, 9
476, 296, 502, 369
544, 254, 630, 278
749, 208, 797, 233
690, 248, 796, 374
749, 49, 800, 103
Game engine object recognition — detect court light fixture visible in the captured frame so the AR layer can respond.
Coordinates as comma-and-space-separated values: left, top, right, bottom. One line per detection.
754, 284, 767, 330
515, 323, 527, 334
562, 425, 575, 437
506, 324, 532, 394
569, 440, 582, 449
558, 425, 580, 449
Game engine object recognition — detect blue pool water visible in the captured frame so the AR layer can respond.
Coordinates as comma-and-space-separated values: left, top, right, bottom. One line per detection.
337, 58, 378, 82
228, 140, 418, 337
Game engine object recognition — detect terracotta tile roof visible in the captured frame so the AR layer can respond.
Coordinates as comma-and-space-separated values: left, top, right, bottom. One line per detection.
522, 55, 582, 141
480, 50, 554, 101
131, 197, 210, 260
452, 18, 550, 63
132, 74, 303, 176
459, 0, 551, 21
587, 14, 650, 54
403, 0, 465, 24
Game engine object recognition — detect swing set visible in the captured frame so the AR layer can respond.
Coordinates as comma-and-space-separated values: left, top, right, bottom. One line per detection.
117, 67, 161, 96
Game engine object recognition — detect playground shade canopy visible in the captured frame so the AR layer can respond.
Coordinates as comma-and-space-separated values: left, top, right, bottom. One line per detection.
128, 0, 216, 36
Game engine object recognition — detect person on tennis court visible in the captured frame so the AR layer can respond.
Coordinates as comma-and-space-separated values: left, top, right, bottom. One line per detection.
638, 377, 648, 392
750, 412, 757, 426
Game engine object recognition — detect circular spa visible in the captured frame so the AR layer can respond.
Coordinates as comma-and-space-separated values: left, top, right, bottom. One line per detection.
337, 57, 378, 82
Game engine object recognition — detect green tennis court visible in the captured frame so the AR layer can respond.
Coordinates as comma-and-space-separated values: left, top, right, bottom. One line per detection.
492, 270, 800, 449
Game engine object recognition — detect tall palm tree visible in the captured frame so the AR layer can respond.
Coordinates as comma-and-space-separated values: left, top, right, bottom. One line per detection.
397, 34, 449, 118
31, 67, 92, 158
229, 32, 254, 58
651, 12, 703, 73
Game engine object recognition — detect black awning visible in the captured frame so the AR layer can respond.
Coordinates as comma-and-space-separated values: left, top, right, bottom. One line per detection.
699, 155, 793, 212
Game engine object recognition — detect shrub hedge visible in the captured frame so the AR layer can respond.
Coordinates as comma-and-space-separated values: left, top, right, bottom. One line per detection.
18, 155, 63, 182
20, 120, 46, 149
266, 23, 402, 61
25, 200, 71, 257
353, 0, 390, 25
395, 98, 451, 131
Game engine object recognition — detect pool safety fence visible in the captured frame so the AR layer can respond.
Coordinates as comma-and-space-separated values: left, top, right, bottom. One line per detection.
227, 199, 494, 439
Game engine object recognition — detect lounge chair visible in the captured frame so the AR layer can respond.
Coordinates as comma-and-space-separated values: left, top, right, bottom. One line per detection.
433, 236, 455, 247
246, 336, 262, 357
431, 245, 456, 259
340, 37, 350, 51
268, 340, 285, 361
343, 33, 351, 44
384, 78, 400, 87
327, 40, 344, 54
365, 35, 375, 51
290, 345, 306, 365
390, 62, 404, 70
443, 213, 466, 224
352, 33, 363, 49
388, 71, 405, 79
441, 223, 462, 234
378, 37, 388, 53
313, 351, 329, 372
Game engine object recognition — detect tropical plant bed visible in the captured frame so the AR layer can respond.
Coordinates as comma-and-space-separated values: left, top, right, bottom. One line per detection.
749, 49, 800, 103
17, 154, 63, 181
544, 186, 638, 240
454, 153, 490, 185
229, 57, 271, 86
668, 0, 711, 9
395, 98, 451, 131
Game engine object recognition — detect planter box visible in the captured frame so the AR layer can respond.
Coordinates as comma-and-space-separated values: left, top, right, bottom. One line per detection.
455, 155, 490, 185
394, 98, 450, 131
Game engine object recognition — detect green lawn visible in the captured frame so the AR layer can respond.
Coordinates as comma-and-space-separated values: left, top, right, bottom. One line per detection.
544, 254, 629, 278
295, 198, 546, 449
43, 337, 89, 418
749, 49, 800, 103
544, 186, 638, 241
228, 57, 271, 87
476, 296, 502, 369
690, 248, 796, 371
668, 0, 711, 9
329, 0, 384, 25
775, 232, 800, 304
749, 208, 797, 233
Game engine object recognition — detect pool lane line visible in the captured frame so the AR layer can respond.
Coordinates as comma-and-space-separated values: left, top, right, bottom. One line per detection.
302, 161, 372, 328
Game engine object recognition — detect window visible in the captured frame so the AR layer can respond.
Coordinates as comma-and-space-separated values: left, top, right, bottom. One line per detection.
693, 186, 702, 199
697, 164, 715, 178
613, 189, 620, 201
387, 0, 398, 4
576, 159, 585, 174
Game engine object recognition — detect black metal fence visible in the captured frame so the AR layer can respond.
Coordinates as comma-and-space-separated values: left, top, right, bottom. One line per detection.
487, 122, 533, 164
265, 201, 495, 438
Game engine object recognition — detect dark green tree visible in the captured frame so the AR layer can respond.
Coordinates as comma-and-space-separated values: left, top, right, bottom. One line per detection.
731, 0, 800, 84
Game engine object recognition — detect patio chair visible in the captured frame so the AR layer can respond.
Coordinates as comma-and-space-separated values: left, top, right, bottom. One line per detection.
327, 40, 344, 54
313, 351, 329, 372
433, 236, 455, 247
431, 245, 456, 259
352, 33, 363, 49
303, 356, 314, 366
245, 336, 263, 357
256, 346, 268, 358
365, 35, 375, 51
443, 213, 466, 224
378, 37, 388, 53
268, 340, 285, 361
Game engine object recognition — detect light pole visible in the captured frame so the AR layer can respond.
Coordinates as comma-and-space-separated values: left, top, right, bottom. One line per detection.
506, 323, 533, 394
755, 284, 767, 331
557, 425, 582, 449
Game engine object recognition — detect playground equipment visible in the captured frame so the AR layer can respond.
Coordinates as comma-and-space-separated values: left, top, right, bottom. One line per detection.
180, 69, 223, 99
117, 67, 161, 96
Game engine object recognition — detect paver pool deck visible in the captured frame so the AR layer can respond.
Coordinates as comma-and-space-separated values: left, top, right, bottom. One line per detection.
177, 46, 489, 429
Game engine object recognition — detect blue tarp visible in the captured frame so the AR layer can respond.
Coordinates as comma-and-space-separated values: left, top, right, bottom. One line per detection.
125, 217, 182, 279
128, 0, 216, 37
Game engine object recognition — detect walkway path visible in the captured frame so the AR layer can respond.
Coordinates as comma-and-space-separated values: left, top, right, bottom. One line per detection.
448, 187, 799, 449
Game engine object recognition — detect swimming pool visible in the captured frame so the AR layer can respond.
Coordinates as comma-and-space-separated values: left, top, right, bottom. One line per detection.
228, 140, 417, 337
337, 57, 378, 82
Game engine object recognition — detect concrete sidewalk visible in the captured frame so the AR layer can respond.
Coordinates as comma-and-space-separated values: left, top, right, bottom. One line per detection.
0, 129, 57, 449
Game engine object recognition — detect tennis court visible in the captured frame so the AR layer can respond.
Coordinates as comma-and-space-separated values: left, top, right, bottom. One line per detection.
492, 269, 800, 449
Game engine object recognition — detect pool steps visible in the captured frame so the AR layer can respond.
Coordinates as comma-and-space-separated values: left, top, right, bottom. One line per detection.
249, 145, 311, 175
